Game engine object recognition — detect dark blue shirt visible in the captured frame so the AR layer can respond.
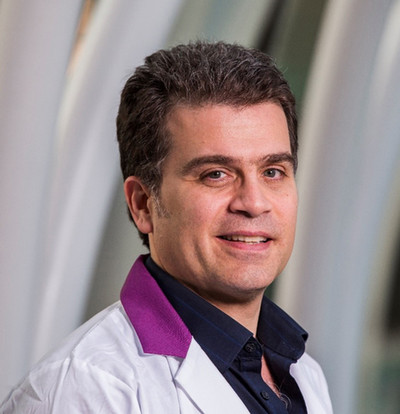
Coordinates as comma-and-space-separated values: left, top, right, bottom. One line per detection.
145, 256, 308, 413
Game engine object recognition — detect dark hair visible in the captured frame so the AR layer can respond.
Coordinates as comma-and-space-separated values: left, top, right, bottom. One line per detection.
116, 41, 298, 247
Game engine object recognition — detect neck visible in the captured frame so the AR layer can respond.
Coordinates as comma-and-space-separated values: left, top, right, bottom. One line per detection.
208, 296, 264, 335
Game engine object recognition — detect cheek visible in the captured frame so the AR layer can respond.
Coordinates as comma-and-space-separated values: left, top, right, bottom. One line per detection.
288, 204, 298, 242
287, 192, 298, 221
172, 188, 223, 224
288, 202, 298, 231
277, 192, 298, 234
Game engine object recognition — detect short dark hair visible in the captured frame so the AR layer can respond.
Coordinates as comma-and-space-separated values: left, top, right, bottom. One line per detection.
116, 41, 298, 248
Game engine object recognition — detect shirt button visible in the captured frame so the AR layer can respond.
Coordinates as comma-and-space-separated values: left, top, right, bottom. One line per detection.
245, 342, 256, 353
260, 391, 270, 400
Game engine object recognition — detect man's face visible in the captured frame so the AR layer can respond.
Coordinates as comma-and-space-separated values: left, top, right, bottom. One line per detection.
145, 103, 297, 306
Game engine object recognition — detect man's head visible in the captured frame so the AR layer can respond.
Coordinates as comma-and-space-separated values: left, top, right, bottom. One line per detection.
117, 41, 297, 248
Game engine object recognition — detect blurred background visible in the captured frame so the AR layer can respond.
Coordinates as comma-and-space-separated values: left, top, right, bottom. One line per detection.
1, 1, 399, 413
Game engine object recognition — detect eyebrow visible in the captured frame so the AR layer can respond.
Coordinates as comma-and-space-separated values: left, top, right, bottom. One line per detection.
262, 152, 295, 168
180, 152, 295, 175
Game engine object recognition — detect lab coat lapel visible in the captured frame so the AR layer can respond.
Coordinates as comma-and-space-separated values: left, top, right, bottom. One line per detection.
290, 353, 333, 414
172, 340, 250, 414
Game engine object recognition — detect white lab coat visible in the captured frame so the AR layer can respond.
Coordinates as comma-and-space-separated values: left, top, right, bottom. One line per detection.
1, 257, 333, 413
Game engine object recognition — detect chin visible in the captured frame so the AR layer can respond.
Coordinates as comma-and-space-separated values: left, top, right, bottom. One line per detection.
223, 286, 267, 305
221, 279, 273, 300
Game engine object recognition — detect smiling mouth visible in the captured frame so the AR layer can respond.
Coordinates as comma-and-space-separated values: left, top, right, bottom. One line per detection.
219, 235, 270, 244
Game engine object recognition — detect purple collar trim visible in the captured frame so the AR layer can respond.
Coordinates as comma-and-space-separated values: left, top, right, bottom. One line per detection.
120, 255, 191, 358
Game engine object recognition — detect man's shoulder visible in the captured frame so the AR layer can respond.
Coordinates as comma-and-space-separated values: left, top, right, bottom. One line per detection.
34, 302, 140, 376
0, 303, 148, 413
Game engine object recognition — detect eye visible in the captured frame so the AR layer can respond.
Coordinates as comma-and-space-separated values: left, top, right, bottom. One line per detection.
264, 168, 284, 179
204, 170, 227, 180
199, 169, 232, 187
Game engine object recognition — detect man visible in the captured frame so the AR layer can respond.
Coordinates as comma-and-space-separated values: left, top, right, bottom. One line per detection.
1, 42, 332, 413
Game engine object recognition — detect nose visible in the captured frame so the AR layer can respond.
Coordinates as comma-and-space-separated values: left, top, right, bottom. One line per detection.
228, 177, 272, 217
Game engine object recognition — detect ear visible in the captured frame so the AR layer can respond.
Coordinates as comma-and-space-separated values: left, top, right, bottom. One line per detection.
124, 176, 153, 234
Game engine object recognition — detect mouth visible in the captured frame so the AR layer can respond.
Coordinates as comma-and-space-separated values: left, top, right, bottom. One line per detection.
218, 235, 271, 244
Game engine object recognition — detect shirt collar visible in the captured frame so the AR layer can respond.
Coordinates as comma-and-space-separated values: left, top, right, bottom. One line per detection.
258, 297, 308, 361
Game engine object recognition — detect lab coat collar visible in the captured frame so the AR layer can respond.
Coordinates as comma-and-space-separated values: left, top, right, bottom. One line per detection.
120, 255, 191, 358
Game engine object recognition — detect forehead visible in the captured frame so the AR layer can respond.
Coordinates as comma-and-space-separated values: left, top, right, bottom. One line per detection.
165, 103, 291, 163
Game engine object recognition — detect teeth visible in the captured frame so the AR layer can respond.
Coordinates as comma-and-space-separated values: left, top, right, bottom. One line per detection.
222, 235, 267, 243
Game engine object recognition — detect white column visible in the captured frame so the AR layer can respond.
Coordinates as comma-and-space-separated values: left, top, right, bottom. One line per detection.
0, 0, 83, 399
276, 0, 400, 413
